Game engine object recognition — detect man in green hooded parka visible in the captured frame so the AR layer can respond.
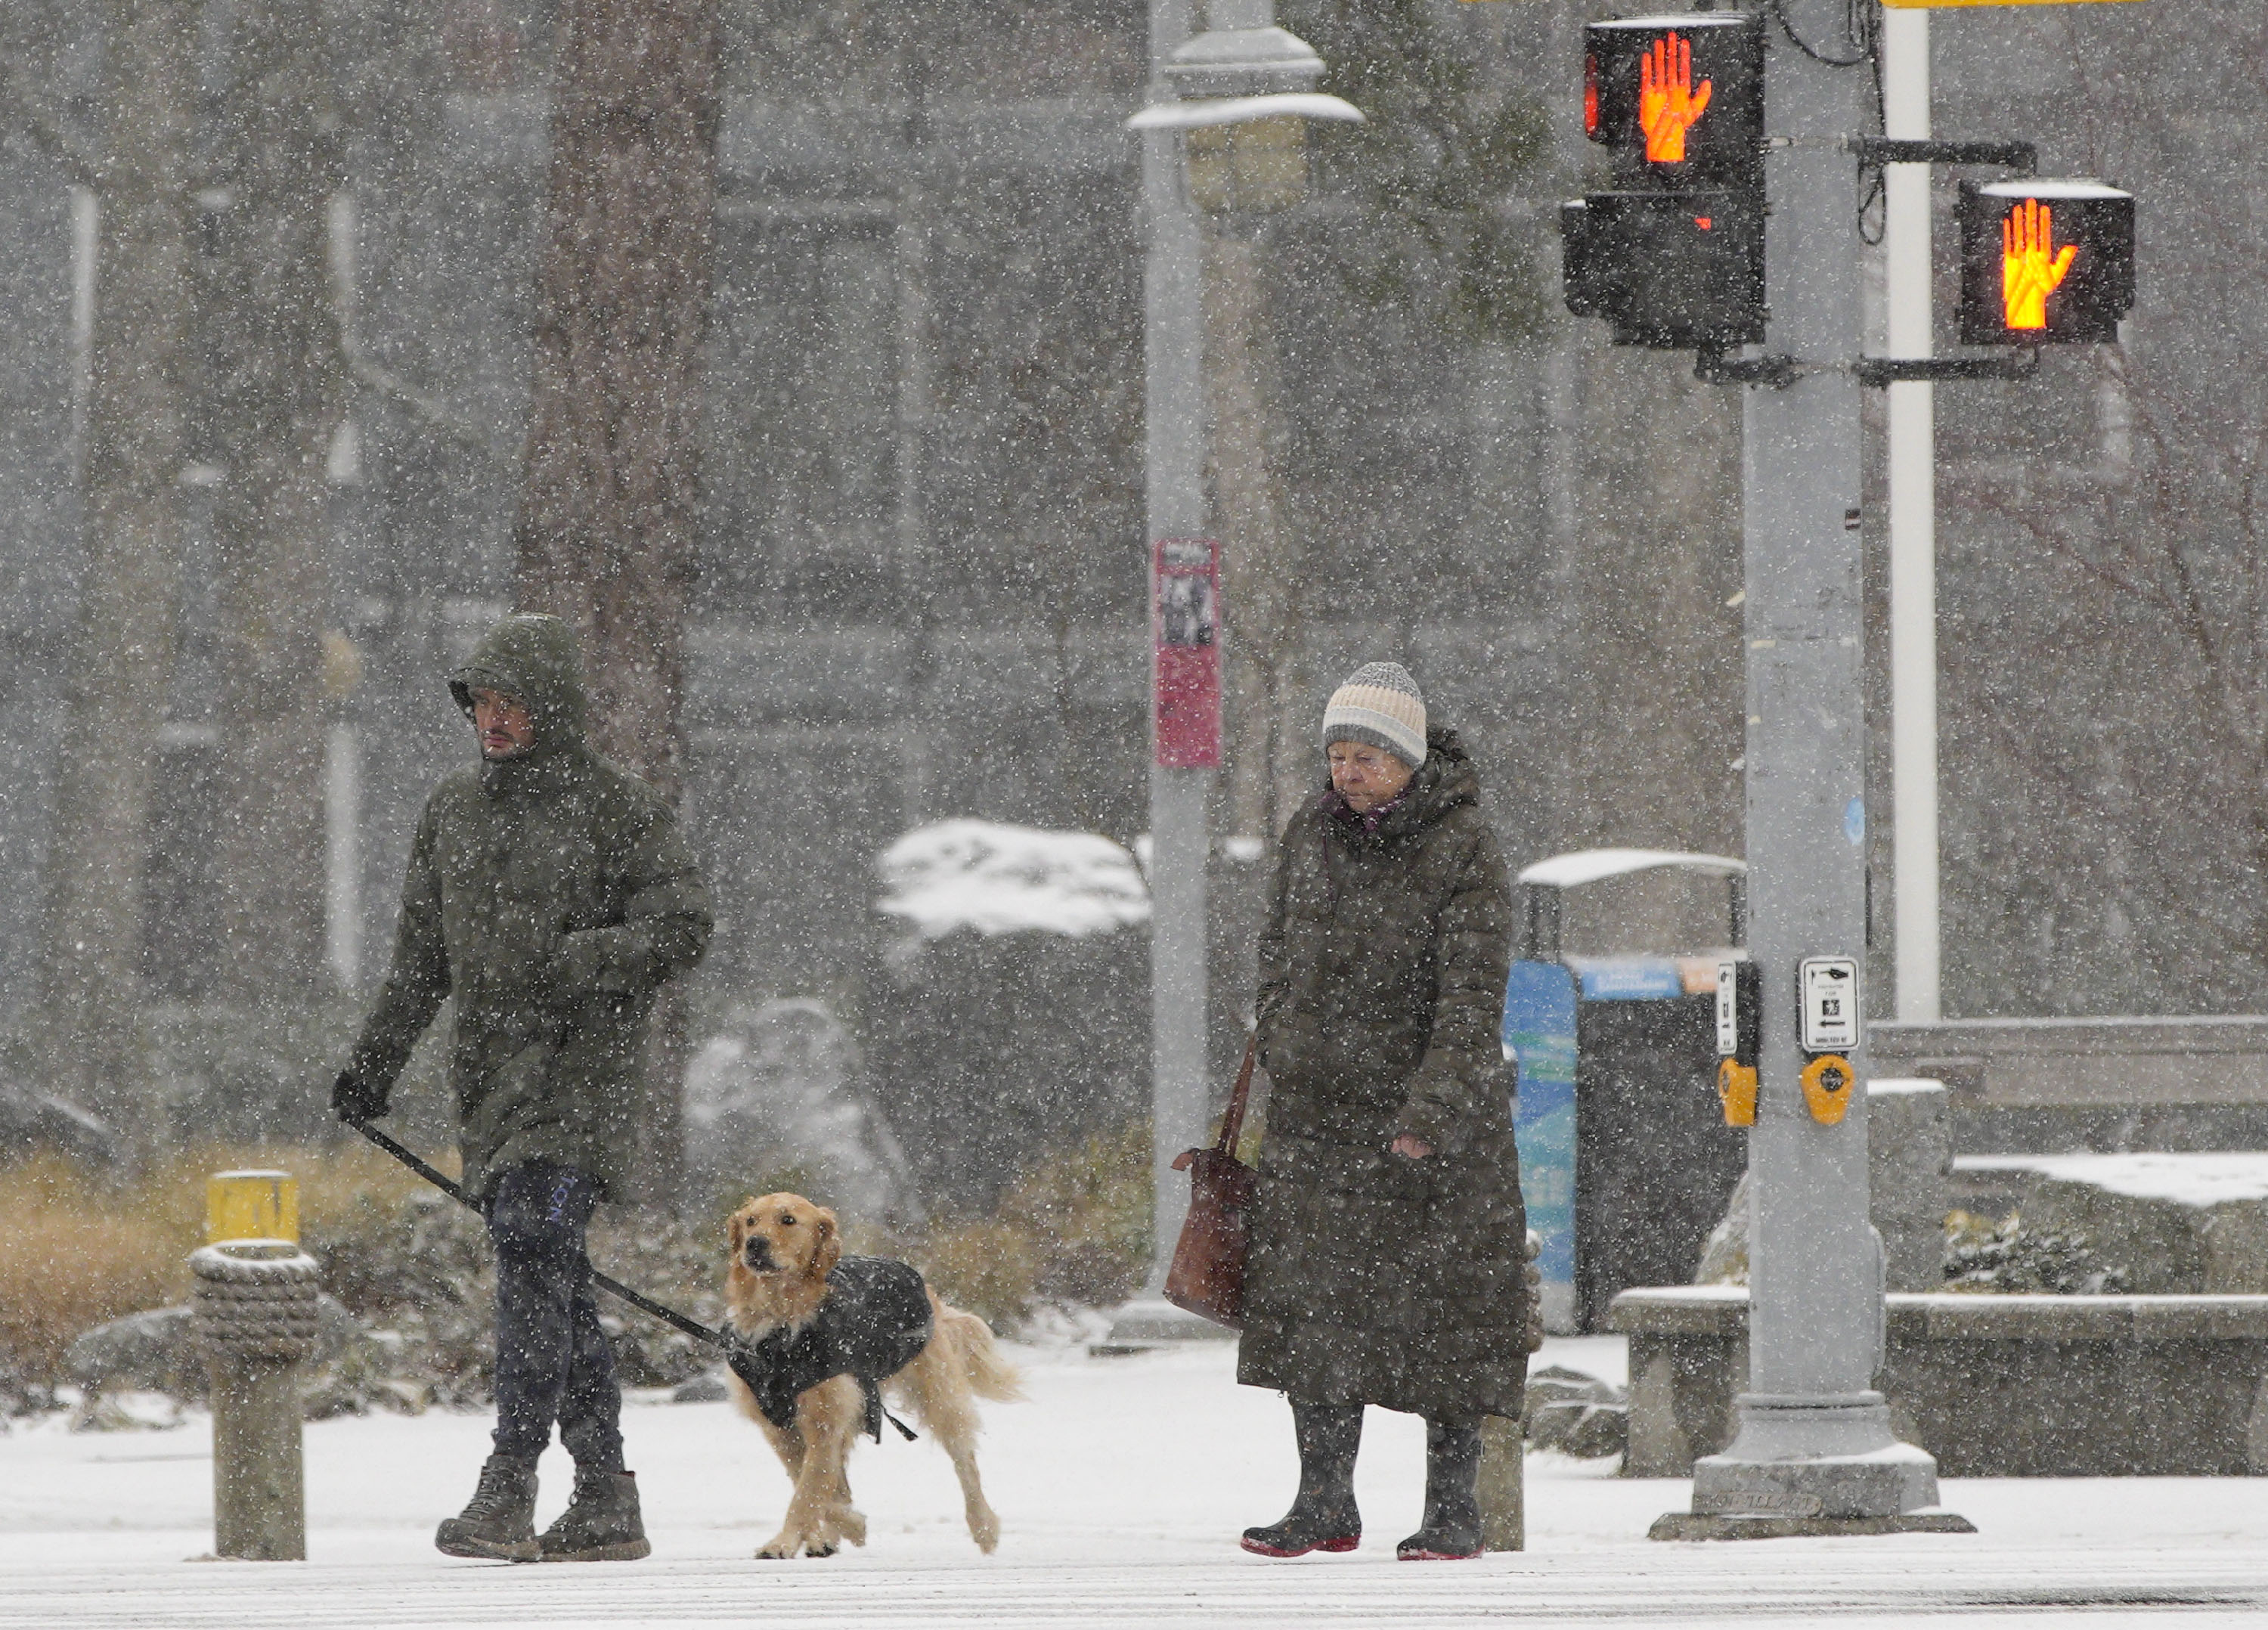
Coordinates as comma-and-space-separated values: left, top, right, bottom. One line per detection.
332, 612, 712, 1562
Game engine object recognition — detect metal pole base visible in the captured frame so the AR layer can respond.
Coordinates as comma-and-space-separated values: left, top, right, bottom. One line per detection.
1652, 1511, 1976, 1542
1675, 1392, 1960, 1529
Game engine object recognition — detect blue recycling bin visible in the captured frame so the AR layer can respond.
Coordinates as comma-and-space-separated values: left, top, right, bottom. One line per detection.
1503, 849, 1749, 1334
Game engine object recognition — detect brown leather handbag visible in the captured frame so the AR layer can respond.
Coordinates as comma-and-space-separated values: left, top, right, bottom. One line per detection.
1164, 1040, 1261, 1328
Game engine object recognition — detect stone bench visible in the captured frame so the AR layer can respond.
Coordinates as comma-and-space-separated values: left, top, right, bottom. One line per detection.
1612, 1285, 2268, 1478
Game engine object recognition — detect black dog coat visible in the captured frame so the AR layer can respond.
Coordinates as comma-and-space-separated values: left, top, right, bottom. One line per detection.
723, 1256, 935, 1443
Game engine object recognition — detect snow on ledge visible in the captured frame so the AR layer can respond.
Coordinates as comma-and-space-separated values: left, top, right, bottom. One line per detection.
1610, 1283, 1751, 1303
876, 819, 1151, 941
1955, 1151, 2268, 1208
1517, 848, 1745, 889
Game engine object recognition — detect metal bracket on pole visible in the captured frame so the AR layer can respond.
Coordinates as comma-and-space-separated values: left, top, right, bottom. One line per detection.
1852, 349, 2037, 387
1696, 349, 1803, 389
1846, 136, 2035, 174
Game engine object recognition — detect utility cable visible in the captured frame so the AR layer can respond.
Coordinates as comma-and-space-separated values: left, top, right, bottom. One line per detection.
1766, 0, 1873, 70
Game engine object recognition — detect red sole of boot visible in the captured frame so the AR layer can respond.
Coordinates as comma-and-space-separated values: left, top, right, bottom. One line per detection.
1241, 1535, 1360, 1557
1397, 1548, 1482, 1561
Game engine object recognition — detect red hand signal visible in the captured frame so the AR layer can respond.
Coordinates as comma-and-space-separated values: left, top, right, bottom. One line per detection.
2000, 197, 2077, 331
1638, 32, 1712, 165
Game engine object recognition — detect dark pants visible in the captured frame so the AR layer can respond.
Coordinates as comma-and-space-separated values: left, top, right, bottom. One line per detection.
485, 1161, 623, 1470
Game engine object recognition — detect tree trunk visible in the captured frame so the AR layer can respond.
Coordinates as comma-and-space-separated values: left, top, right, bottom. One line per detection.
205, 0, 345, 1031
31, 0, 195, 1130
514, 0, 719, 1201
1204, 225, 1306, 847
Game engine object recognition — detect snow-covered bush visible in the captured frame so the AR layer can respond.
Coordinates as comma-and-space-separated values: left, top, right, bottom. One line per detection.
875, 820, 1150, 946
866, 821, 1151, 1216
1942, 1210, 2132, 1296
683, 999, 921, 1227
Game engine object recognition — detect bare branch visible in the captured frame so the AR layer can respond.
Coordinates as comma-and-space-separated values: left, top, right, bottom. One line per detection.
345, 351, 518, 466
0, 51, 98, 187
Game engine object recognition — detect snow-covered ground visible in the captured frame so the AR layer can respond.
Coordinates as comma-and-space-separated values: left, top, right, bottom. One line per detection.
5, 1332, 2267, 1627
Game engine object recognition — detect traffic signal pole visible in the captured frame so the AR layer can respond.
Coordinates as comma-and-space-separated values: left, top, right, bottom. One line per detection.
1655, 0, 1959, 1539
1882, 6, 1941, 1026
1557, 0, 2124, 1540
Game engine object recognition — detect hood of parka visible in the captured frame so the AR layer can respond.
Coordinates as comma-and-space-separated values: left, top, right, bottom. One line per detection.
448, 613, 588, 780
1328, 725, 1479, 844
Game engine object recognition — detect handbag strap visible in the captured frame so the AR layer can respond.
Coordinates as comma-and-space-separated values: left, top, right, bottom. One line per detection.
1216, 1039, 1259, 1156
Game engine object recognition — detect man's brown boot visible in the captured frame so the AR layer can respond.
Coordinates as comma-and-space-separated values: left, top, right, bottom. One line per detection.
435, 1453, 541, 1561
538, 1465, 651, 1562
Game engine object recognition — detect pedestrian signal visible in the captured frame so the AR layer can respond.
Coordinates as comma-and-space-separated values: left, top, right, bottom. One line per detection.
1583, 14, 1764, 187
1566, 14, 1765, 351
1958, 179, 2133, 346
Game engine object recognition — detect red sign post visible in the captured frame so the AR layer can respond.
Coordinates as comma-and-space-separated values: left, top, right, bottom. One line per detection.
1152, 538, 1221, 770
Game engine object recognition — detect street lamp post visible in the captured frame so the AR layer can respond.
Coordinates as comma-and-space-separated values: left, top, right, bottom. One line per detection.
1101, 0, 1359, 1352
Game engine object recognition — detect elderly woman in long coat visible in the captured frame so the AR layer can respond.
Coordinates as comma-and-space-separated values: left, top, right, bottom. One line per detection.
1238, 662, 1528, 1562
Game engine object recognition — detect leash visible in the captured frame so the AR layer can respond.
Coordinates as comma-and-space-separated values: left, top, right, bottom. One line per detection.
347, 1115, 723, 1346
345, 1115, 921, 1441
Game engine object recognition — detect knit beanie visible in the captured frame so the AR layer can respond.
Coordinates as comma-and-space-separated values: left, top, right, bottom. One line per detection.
1321, 662, 1427, 769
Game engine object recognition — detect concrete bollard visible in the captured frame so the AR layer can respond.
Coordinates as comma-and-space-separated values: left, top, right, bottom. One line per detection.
1477, 1417, 1525, 1551
192, 1170, 319, 1561
1478, 1229, 1544, 1551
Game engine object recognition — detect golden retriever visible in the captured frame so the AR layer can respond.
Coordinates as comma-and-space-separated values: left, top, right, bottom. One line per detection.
723, 1192, 1024, 1558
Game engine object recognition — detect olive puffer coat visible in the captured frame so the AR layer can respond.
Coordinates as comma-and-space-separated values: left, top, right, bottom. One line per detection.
1237, 727, 1528, 1421
343, 614, 713, 1199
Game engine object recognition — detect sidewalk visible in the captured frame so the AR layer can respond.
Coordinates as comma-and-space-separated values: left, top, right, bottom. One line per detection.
5, 1336, 2264, 1626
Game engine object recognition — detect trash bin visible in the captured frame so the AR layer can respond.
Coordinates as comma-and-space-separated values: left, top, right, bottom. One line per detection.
1503, 849, 1749, 1333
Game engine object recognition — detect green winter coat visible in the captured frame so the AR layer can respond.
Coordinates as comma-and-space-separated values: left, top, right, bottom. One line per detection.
343, 614, 713, 1199
1238, 728, 1528, 1421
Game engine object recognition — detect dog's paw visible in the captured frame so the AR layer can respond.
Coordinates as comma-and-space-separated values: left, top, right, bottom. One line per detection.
757, 1527, 841, 1560
971, 1507, 1001, 1554
829, 1506, 868, 1548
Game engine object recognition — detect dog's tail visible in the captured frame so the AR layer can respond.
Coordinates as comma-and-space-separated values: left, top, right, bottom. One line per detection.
933, 1297, 1027, 1404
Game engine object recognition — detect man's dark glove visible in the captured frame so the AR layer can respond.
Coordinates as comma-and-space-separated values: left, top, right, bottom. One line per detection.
331, 1069, 389, 1123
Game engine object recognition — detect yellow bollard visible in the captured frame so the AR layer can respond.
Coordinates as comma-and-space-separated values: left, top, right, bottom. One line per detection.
207, 1170, 299, 1244
196, 1167, 315, 1560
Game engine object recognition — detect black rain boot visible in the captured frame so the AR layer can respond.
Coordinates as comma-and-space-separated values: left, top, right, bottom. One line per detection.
435, 1453, 541, 1561
1241, 1401, 1363, 1557
1397, 1418, 1483, 1560
538, 1464, 652, 1562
